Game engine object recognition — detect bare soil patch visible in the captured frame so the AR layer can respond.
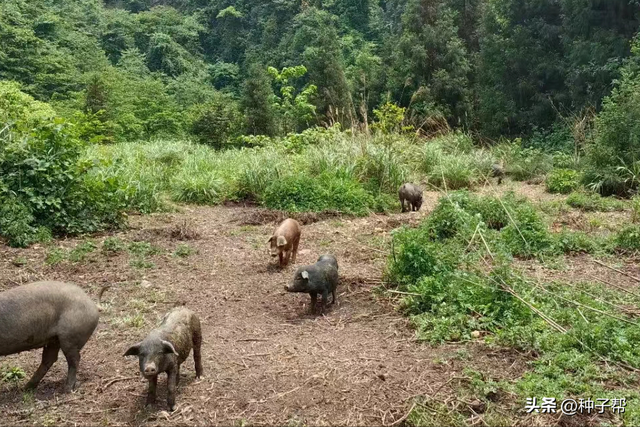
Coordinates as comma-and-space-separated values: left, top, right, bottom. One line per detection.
0, 204, 526, 426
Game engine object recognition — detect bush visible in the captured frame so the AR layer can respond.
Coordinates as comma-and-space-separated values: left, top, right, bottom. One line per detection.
0, 81, 56, 128
423, 191, 477, 240
190, 96, 243, 148
545, 169, 581, 194
261, 173, 373, 216
500, 203, 553, 258
583, 37, 640, 196
0, 85, 128, 245
615, 225, 640, 252
553, 230, 605, 255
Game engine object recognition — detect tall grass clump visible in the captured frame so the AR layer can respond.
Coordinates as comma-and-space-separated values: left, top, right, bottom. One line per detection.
420, 133, 493, 190
262, 173, 374, 215
492, 139, 553, 181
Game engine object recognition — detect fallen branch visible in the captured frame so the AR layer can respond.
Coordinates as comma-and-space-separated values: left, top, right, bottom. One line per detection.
594, 259, 640, 284
588, 274, 640, 299
383, 402, 416, 427
387, 290, 421, 297
100, 375, 139, 392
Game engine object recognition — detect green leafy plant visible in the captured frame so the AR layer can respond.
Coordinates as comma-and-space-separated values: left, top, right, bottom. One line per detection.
1, 366, 26, 383
545, 169, 581, 194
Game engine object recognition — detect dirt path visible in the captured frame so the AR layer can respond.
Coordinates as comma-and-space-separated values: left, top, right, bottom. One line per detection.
0, 199, 526, 426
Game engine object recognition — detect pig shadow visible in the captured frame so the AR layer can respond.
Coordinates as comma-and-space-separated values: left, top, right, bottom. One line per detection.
128, 372, 200, 415
0, 378, 78, 407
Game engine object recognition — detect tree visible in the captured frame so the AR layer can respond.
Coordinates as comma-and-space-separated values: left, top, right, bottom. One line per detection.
241, 62, 277, 136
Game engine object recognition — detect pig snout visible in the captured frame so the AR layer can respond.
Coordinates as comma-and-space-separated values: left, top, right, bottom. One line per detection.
143, 362, 158, 376
284, 284, 291, 292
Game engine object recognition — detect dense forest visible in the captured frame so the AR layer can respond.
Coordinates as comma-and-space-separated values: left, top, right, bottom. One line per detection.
1, 0, 639, 143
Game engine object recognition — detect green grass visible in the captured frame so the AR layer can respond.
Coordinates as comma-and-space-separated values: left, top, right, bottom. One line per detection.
69, 240, 97, 262
173, 243, 197, 258
45, 247, 66, 265
82, 131, 555, 216
390, 192, 640, 425
566, 191, 627, 212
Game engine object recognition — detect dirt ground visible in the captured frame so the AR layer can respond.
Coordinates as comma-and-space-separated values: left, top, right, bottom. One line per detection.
0, 184, 635, 426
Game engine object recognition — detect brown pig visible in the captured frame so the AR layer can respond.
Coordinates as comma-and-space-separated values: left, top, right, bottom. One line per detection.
267, 218, 301, 267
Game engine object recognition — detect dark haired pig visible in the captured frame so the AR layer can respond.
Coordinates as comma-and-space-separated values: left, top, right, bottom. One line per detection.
124, 307, 203, 411
491, 163, 505, 185
399, 183, 423, 212
0, 281, 99, 391
284, 254, 339, 314
317, 254, 338, 271
268, 218, 301, 267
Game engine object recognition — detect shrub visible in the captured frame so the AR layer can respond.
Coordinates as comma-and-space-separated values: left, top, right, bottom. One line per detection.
261, 173, 373, 216
615, 225, 640, 252
0, 81, 56, 128
423, 191, 477, 240
0, 118, 126, 245
500, 203, 553, 258
545, 169, 581, 194
553, 230, 605, 255
583, 37, 640, 196
496, 141, 553, 181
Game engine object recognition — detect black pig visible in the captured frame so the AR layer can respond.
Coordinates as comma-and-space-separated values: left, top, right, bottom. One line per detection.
0, 281, 99, 391
399, 183, 423, 212
284, 254, 339, 314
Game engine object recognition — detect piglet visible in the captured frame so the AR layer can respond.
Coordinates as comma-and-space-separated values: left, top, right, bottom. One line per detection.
268, 218, 301, 267
124, 307, 203, 411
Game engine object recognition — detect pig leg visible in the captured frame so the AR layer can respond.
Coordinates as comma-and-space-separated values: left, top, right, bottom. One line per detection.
176, 365, 181, 386
193, 332, 203, 379
309, 292, 317, 314
286, 249, 292, 266
146, 375, 158, 406
401, 198, 406, 212
331, 287, 337, 304
278, 251, 285, 267
25, 341, 60, 389
61, 347, 81, 392
291, 237, 299, 264
321, 289, 329, 313
167, 369, 177, 411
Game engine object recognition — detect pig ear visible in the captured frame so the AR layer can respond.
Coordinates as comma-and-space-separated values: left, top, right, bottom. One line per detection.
161, 340, 179, 356
124, 343, 141, 357
276, 236, 287, 247
267, 236, 274, 244
301, 270, 309, 279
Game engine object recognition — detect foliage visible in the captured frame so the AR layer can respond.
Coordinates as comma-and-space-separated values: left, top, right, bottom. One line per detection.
566, 191, 626, 212
370, 102, 409, 135
1, 366, 25, 382
615, 225, 640, 252
261, 173, 373, 216
189, 95, 243, 148
584, 35, 640, 196
545, 169, 581, 194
